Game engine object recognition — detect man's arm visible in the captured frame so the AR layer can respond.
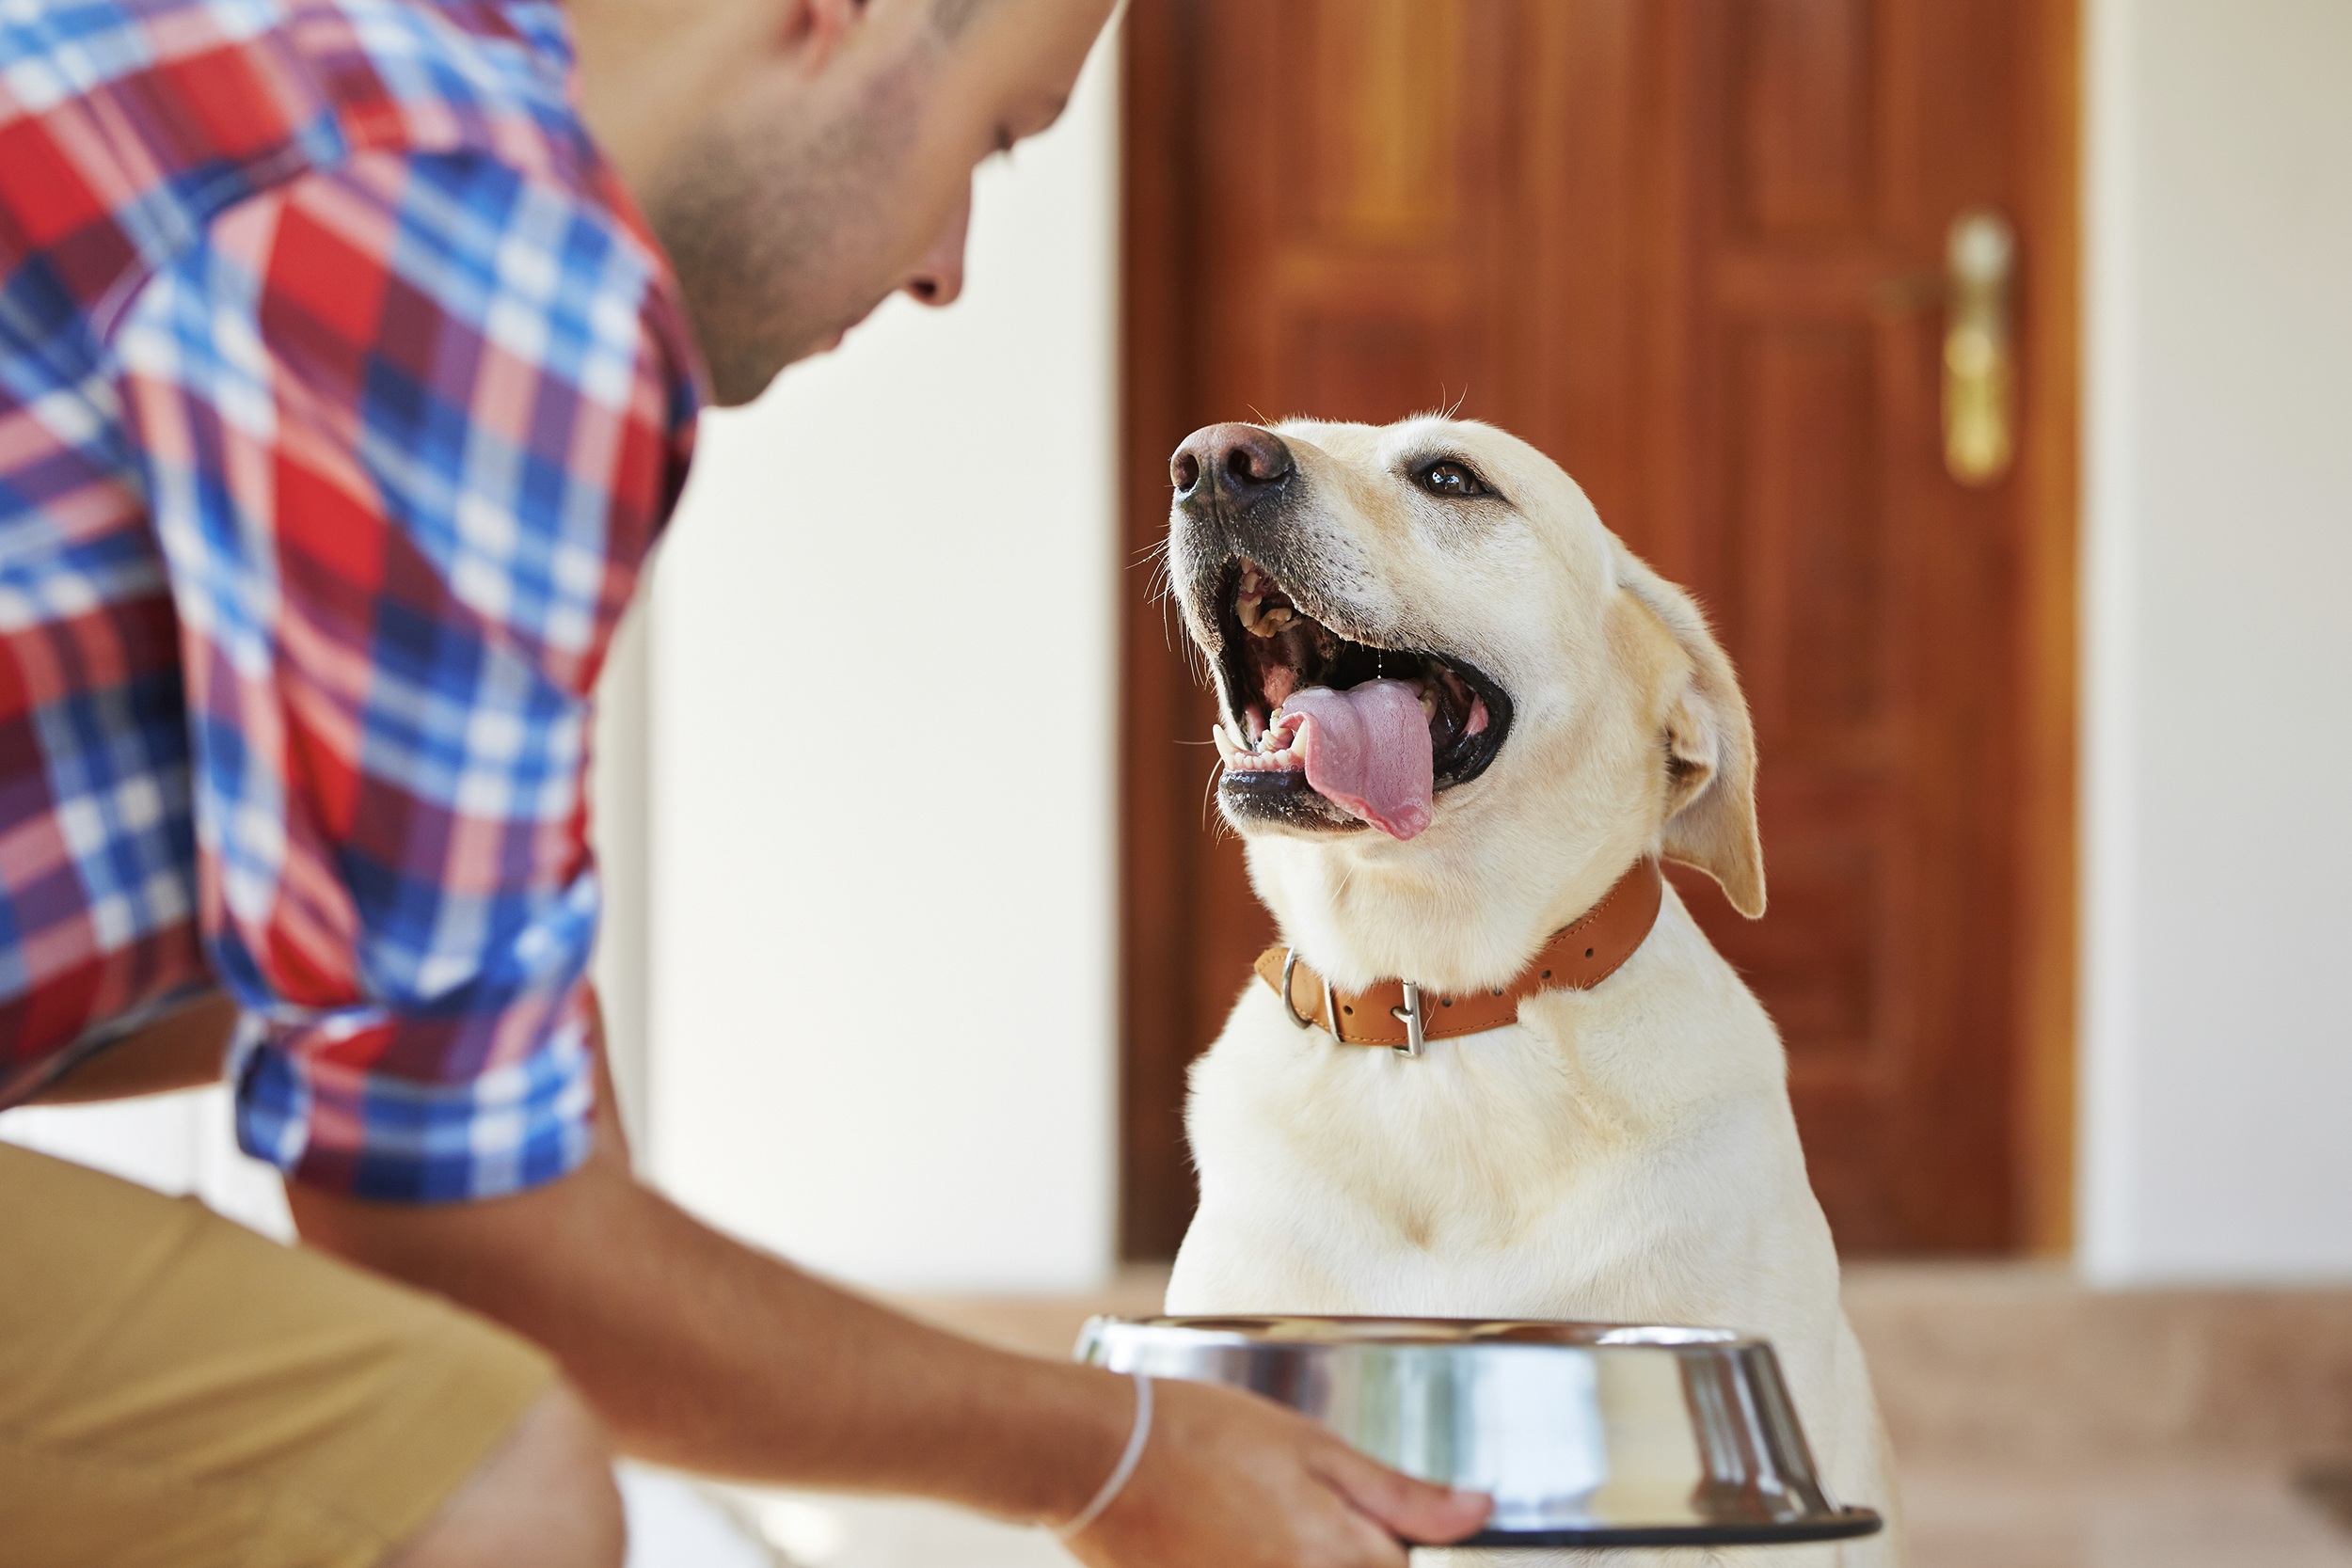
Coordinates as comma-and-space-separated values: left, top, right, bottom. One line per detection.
25, 991, 238, 1105
287, 1014, 1490, 1565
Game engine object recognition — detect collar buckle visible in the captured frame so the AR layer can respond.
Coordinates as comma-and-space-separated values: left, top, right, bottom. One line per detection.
1390, 982, 1426, 1058
1279, 949, 1312, 1030
1279, 948, 1340, 1041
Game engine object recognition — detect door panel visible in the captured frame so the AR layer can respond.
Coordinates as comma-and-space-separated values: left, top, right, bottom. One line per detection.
1739, 0, 1877, 236
1118, 0, 2076, 1259
1288, 0, 1467, 244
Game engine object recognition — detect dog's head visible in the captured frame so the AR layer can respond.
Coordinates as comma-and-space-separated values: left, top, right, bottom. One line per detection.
1168, 416, 1763, 977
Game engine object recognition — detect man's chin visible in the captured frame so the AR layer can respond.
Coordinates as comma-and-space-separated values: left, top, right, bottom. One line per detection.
704, 348, 784, 408
700, 309, 875, 405
816, 298, 888, 357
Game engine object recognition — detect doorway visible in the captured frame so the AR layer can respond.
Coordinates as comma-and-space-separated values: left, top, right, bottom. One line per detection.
1117, 0, 2078, 1259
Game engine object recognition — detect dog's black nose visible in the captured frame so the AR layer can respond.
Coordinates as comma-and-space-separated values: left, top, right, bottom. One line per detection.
1171, 423, 1294, 503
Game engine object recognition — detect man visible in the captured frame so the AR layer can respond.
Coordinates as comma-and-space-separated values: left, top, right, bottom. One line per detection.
0, 0, 1495, 1563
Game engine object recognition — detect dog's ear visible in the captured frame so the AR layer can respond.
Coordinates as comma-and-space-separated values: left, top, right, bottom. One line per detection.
1618, 562, 1766, 918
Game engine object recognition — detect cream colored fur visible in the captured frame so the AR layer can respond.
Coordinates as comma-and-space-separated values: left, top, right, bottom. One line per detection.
1164, 417, 1904, 1566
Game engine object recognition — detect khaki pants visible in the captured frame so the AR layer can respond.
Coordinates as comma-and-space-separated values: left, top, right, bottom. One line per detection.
0, 1142, 554, 1568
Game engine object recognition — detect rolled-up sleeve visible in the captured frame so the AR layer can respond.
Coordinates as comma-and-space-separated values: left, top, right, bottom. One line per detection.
112, 148, 697, 1201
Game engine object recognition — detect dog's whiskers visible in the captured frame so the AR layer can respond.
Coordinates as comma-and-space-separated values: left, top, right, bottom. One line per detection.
1199, 752, 1228, 833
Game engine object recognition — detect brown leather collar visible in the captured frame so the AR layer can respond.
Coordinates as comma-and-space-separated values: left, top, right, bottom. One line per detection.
1252, 857, 1664, 1055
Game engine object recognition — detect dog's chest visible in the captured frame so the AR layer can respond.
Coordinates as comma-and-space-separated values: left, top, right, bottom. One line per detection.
1174, 1173, 1782, 1328
1177, 1006, 1810, 1328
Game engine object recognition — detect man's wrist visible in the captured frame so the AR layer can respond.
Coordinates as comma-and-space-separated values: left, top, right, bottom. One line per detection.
1053, 1371, 1152, 1539
970, 1355, 1138, 1528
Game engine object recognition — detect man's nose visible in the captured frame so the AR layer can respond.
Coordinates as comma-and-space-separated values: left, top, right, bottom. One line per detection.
1170, 423, 1295, 504
901, 189, 970, 308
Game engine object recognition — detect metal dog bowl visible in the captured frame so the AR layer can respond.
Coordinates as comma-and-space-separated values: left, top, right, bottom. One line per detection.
1077, 1316, 1883, 1548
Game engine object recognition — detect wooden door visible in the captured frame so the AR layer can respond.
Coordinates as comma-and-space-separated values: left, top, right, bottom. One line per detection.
1118, 0, 2077, 1259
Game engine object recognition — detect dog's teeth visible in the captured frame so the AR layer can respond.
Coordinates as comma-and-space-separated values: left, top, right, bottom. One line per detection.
1255, 606, 1294, 636
1421, 691, 1437, 717
1214, 725, 1241, 762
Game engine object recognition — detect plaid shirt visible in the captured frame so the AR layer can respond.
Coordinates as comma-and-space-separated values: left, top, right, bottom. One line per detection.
0, 0, 701, 1199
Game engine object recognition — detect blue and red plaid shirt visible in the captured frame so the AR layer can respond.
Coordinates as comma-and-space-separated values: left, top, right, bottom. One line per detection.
0, 0, 702, 1198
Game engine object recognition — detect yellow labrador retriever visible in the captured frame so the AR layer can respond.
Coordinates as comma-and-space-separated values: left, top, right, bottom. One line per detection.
1161, 416, 1902, 1566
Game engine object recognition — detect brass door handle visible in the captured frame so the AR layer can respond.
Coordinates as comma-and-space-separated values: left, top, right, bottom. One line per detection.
1943, 209, 2015, 485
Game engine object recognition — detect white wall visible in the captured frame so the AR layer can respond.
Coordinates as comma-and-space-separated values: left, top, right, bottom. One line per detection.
2079, 0, 2352, 1284
642, 31, 1121, 1292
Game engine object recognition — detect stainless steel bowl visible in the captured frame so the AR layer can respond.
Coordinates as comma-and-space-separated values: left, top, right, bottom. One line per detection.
1076, 1316, 1882, 1549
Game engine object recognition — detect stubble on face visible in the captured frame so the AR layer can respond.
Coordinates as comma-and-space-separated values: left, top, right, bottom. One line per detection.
647, 47, 931, 405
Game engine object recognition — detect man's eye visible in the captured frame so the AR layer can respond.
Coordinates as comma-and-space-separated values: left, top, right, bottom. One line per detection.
1418, 460, 1488, 498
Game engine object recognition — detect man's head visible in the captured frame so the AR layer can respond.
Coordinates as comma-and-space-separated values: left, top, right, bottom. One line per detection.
572, 0, 1115, 404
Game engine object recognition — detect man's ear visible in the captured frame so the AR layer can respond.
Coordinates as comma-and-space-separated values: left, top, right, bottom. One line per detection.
1619, 562, 1766, 919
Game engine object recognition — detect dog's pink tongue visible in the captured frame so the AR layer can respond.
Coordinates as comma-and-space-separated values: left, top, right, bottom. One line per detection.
1280, 681, 1434, 840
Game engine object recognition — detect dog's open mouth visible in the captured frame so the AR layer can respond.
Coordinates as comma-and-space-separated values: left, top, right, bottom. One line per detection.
1210, 560, 1513, 840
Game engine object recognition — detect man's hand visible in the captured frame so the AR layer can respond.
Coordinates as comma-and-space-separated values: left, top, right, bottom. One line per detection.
1070, 1378, 1490, 1567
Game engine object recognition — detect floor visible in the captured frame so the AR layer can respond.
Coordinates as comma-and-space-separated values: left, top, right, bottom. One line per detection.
1847, 1260, 2352, 1568
616, 1466, 1072, 1568
652, 1265, 2352, 1568
1901, 1461, 2352, 1568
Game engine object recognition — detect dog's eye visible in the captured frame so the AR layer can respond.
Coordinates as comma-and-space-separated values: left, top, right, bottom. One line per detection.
1418, 460, 1489, 499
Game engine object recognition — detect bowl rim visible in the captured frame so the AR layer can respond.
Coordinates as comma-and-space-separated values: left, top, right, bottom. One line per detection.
1081, 1313, 1765, 1350
1459, 1509, 1883, 1547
